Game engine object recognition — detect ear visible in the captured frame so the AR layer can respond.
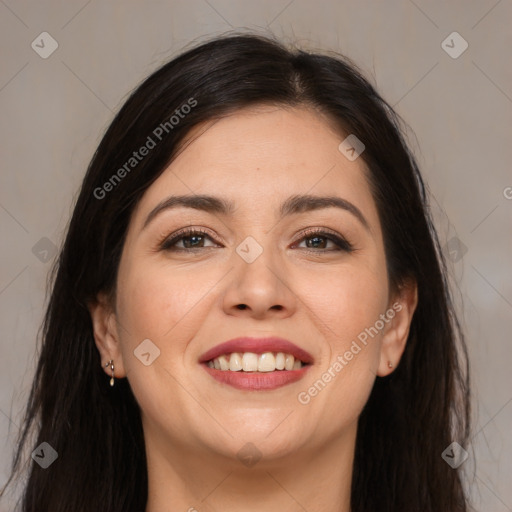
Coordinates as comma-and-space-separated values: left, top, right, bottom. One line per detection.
88, 292, 126, 379
376, 279, 418, 377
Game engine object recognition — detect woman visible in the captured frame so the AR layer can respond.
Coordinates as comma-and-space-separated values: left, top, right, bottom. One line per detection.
3, 33, 471, 511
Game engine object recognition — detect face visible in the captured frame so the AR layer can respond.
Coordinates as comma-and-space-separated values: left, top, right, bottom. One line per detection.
93, 105, 414, 468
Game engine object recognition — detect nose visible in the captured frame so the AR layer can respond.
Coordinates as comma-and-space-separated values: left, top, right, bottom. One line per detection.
222, 249, 297, 320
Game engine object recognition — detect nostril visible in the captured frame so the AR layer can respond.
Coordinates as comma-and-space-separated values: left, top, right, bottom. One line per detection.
236, 304, 248, 310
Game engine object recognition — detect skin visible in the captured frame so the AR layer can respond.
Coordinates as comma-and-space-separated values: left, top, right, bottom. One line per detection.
89, 105, 417, 512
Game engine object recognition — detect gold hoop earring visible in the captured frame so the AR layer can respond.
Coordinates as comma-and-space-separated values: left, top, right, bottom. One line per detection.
105, 359, 114, 386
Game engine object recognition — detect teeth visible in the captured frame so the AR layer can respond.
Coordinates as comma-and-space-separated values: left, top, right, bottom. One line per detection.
208, 352, 305, 372
258, 352, 275, 372
242, 352, 259, 372
218, 355, 230, 371
229, 353, 243, 371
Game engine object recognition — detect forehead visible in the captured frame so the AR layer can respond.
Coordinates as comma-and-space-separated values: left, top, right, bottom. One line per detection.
132, 105, 380, 227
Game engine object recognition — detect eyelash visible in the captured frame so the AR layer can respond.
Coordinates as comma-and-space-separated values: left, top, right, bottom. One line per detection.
158, 227, 354, 254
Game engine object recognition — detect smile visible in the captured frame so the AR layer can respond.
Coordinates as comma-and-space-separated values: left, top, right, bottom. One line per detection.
207, 351, 306, 372
202, 351, 312, 391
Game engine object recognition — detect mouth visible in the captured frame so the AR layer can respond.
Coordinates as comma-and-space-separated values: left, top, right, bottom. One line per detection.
205, 351, 309, 372
199, 337, 313, 391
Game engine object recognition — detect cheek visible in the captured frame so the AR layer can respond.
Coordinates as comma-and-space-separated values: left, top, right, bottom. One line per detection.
295, 257, 388, 347
115, 258, 220, 355
114, 261, 216, 416
294, 265, 387, 430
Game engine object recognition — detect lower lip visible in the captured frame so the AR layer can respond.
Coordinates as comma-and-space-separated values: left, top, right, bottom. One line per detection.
201, 364, 311, 390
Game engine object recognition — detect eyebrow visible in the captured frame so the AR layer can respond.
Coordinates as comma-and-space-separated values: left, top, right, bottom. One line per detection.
142, 193, 370, 232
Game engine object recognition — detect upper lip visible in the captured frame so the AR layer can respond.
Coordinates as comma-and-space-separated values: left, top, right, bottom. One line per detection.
199, 336, 314, 365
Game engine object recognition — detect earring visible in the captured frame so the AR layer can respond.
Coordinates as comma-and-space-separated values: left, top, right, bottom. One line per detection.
105, 359, 115, 386
388, 361, 393, 369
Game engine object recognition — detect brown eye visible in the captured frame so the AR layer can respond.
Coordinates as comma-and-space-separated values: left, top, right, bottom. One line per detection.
294, 229, 354, 253
161, 229, 219, 251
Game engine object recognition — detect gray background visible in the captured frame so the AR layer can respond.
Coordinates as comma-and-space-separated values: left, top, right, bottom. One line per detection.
1, 1, 511, 510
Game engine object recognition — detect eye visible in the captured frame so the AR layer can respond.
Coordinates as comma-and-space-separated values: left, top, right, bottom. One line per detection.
159, 228, 219, 252
293, 228, 354, 253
